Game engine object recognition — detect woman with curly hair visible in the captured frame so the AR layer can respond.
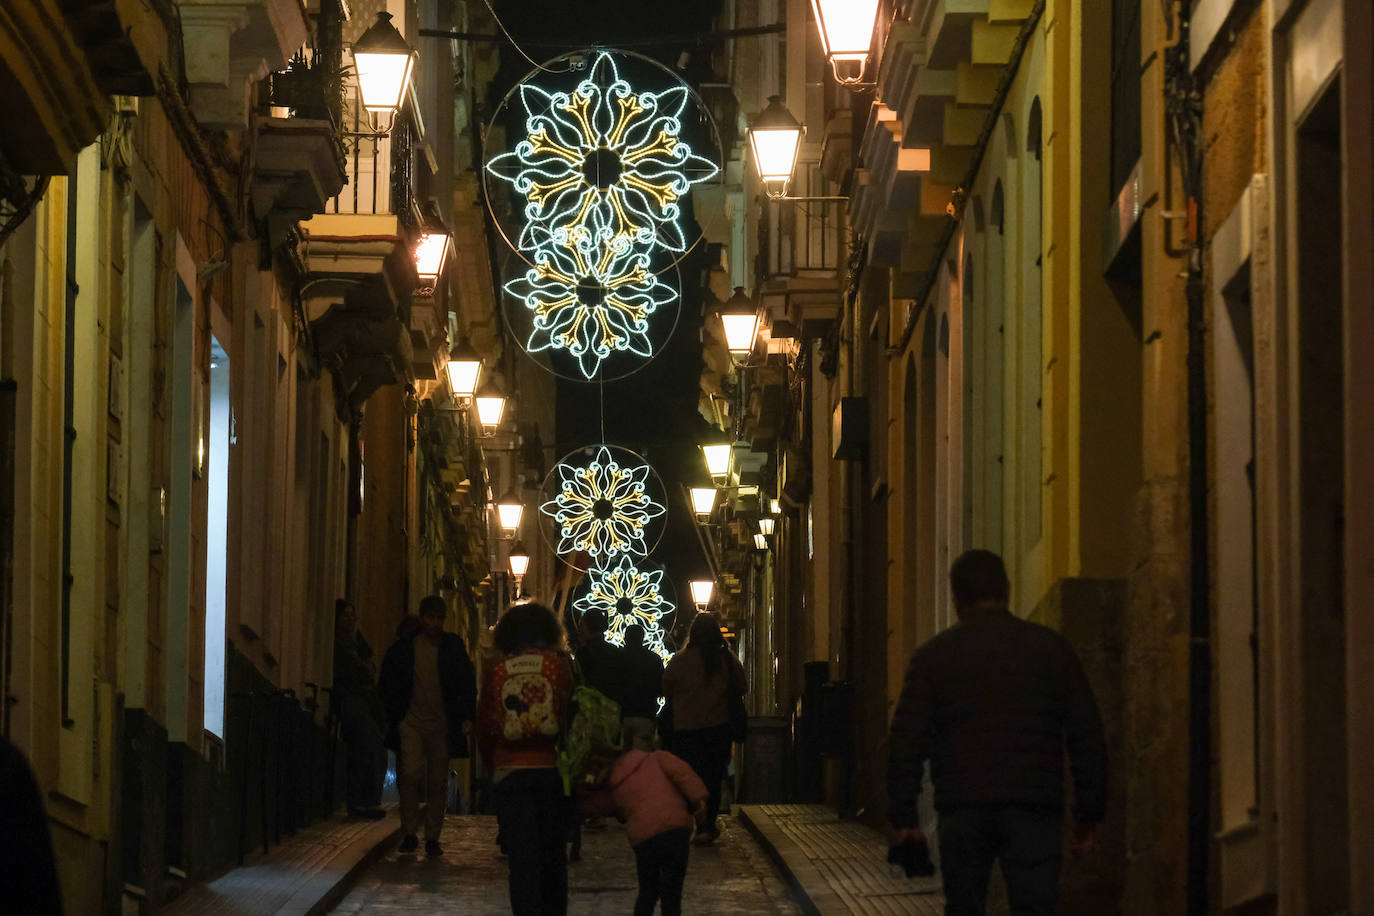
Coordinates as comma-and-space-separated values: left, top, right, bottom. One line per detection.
477, 602, 575, 915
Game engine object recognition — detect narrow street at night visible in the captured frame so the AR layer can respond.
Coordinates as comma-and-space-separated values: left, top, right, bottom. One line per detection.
3, 0, 1374, 913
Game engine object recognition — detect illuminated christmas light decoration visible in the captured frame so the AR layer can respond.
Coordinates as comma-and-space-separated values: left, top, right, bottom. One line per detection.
503, 216, 677, 379
540, 445, 665, 561
487, 50, 719, 259
573, 555, 675, 661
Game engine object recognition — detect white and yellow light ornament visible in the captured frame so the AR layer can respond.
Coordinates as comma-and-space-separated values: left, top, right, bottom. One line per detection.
504, 214, 676, 379
539, 445, 666, 563
573, 555, 675, 661
486, 50, 719, 258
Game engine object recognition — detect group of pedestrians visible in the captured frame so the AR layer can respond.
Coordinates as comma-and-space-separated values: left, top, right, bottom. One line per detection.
333, 593, 746, 915
333, 546, 1104, 916
333, 594, 479, 855
477, 602, 743, 916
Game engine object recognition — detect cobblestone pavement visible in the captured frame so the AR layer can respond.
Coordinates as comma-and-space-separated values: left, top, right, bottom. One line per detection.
331, 814, 803, 914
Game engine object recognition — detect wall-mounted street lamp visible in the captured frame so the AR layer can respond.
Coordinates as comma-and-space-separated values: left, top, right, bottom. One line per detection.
445, 338, 482, 400
749, 97, 851, 202
352, 12, 417, 132
749, 96, 803, 199
689, 578, 715, 609
507, 539, 531, 578
758, 516, 776, 537
717, 287, 762, 360
811, 0, 881, 86
474, 377, 508, 431
496, 489, 524, 535
753, 533, 769, 551
414, 204, 452, 294
770, 498, 781, 515
701, 428, 734, 482
689, 485, 718, 520
702, 443, 733, 480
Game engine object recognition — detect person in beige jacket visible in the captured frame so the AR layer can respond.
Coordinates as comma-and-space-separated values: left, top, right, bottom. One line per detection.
661, 611, 746, 843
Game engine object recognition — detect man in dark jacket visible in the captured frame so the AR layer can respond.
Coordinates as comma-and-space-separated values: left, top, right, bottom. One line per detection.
575, 606, 627, 709
619, 623, 664, 750
379, 595, 477, 856
887, 549, 1106, 915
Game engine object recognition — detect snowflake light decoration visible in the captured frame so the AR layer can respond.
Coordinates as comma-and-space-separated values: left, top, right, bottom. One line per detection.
540, 446, 665, 561
505, 217, 676, 379
487, 51, 719, 258
573, 555, 675, 661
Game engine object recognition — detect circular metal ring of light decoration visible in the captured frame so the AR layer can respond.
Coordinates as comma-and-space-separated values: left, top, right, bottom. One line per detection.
538, 443, 667, 571
483, 48, 722, 279
497, 234, 683, 383
572, 554, 678, 662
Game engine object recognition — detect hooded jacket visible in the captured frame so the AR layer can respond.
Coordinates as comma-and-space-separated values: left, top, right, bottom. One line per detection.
582, 749, 709, 846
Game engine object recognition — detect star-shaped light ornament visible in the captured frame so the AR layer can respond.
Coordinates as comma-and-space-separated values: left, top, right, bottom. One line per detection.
487, 51, 719, 259
540, 446, 666, 562
505, 219, 677, 379
573, 555, 675, 661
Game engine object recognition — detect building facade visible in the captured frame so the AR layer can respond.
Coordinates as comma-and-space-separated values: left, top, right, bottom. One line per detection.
700, 0, 1374, 913
0, 0, 538, 911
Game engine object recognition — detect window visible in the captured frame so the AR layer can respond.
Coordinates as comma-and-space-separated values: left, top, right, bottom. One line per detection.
204, 337, 230, 738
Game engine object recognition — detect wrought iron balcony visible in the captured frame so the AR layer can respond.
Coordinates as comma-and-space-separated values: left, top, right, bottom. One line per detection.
298, 71, 423, 415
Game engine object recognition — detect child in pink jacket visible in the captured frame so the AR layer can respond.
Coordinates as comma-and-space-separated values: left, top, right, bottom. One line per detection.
583, 748, 709, 916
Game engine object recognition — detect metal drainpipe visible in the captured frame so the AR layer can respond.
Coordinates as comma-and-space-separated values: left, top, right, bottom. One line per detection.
1162, 8, 1210, 913
60, 162, 79, 726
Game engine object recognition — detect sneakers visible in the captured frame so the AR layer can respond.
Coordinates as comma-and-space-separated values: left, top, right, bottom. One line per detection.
425, 839, 443, 858
398, 834, 419, 854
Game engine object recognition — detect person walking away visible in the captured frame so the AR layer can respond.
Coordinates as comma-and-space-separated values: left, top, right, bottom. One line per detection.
661, 611, 746, 844
620, 624, 664, 750
887, 549, 1107, 916
582, 747, 709, 916
333, 599, 387, 819
379, 594, 477, 856
574, 606, 627, 710
477, 602, 576, 916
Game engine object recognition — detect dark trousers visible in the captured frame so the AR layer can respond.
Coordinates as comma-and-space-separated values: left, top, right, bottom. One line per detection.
494, 768, 569, 916
337, 694, 386, 810
937, 805, 1062, 916
633, 828, 691, 916
668, 724, 732, 831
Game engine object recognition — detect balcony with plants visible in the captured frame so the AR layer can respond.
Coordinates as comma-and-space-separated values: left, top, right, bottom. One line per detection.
293, 8, 441, 415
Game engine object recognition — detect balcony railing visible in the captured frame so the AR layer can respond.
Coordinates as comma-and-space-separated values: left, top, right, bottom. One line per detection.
326, 84, 416, 221
759, 162, 845, 278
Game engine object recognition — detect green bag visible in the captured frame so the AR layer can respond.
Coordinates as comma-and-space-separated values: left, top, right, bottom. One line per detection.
557, 684, 622, 795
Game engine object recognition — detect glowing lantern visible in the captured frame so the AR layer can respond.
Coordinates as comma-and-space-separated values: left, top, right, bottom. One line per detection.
351, 12, 416, 129
748, 96, 803, 199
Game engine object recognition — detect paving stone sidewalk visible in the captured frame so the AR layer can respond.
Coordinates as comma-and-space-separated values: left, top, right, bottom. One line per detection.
163, 808, 399, 916
738, 805, 945, 915
331, 814, 802, 914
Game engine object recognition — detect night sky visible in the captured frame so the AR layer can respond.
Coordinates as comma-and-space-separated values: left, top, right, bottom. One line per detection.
486, 0, 726, 638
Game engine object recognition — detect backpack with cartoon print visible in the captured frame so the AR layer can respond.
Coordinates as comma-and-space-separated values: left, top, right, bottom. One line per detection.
486, 652, 563, 743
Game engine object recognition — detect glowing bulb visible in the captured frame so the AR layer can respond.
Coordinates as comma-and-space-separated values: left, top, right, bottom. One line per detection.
689, 486, 717, 519
689, 579, 714, 608
701, 443, 732, 479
